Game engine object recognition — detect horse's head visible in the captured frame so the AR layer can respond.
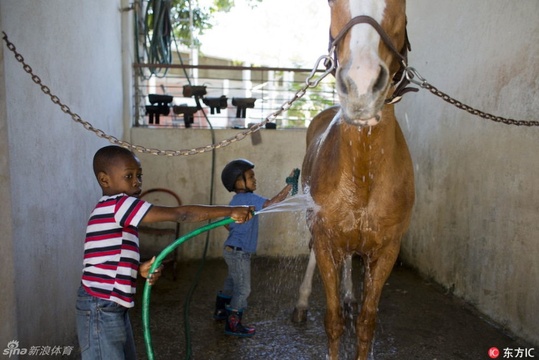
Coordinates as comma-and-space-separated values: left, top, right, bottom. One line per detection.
329, 0, 408, 127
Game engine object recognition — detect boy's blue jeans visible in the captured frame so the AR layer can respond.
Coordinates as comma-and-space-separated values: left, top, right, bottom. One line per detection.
76, 286, 136, 360
222, 247, 252, 310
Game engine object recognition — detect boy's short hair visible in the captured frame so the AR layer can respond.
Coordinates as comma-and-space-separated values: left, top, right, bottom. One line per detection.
93, 145, 135, 177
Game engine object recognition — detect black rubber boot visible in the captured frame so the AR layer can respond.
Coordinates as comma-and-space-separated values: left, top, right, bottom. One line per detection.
213, 292, 231, 320
224, 308, 256, 337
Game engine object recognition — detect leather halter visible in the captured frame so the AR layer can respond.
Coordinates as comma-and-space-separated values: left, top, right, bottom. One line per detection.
328, 15, 417, 104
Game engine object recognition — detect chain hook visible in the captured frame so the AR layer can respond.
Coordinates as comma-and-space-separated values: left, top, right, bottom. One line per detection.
306, 53, 335, 88
405, 67, 427, 88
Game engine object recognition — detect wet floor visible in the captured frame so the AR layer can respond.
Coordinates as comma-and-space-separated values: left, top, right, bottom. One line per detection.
132, 256, 533, 360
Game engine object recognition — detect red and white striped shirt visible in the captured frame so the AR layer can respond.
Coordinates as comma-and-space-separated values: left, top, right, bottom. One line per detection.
81, 194, 152, 308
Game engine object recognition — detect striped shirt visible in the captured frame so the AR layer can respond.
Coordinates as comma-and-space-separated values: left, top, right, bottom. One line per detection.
81, 194, 152, 308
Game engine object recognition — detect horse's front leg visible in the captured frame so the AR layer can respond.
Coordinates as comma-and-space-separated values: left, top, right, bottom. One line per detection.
315, 241, 344, 360
291, 248, 317, 322
356, 240, 400, 360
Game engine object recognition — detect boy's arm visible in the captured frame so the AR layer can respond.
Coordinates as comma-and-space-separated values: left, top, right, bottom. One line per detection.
141, 205, 254, 224
263, 168, 300, 208
263, 183, 293, 209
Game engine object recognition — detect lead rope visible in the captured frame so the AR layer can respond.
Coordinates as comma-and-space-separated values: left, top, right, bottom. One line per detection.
1, 31, 335, 156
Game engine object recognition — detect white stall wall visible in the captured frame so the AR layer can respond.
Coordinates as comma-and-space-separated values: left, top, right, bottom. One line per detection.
398, 0, 539, 345
0, 0, 129, 353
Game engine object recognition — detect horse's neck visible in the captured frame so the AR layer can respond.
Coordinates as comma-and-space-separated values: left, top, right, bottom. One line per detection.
335, 107, 399, 170
323, 109, 401, 209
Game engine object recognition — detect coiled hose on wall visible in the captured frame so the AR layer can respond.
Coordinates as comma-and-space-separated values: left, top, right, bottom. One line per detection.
134, 0, 191, 80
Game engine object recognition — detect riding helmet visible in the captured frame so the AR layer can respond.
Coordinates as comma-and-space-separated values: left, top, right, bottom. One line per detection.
221, 159, 255, 192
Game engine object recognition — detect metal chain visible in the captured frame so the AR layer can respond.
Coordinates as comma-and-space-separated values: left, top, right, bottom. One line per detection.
1, 31, 335, 156
405, 67, 539, 126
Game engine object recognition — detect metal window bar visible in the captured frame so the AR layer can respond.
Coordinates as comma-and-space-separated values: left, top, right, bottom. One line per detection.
133, 63, 337, 129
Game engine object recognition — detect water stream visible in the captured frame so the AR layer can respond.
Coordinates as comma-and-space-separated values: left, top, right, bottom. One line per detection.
256, 193, 320, 215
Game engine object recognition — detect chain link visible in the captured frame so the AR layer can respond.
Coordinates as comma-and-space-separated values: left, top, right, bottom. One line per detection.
2, 31, 334, 156
405, 67, 539, 126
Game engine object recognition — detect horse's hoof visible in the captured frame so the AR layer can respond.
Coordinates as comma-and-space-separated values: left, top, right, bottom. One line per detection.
291, 307, 308, 323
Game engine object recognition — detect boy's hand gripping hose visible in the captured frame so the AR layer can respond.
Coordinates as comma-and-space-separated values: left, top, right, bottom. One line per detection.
286, 168, 300, 196
142, 214, 254, 360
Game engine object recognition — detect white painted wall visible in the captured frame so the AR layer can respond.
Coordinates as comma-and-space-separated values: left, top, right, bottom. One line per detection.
398, 0, 539, 346
0, 0, 127, 354
0, 22, 17, 352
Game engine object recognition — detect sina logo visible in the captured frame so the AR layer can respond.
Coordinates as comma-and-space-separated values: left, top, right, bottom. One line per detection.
3, 340, 27, 357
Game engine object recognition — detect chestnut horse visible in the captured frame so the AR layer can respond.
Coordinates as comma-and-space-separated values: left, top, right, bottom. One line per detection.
293, 1, 414, 359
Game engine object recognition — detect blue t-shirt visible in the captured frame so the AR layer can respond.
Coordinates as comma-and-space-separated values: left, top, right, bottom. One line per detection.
224, 192, 267, 253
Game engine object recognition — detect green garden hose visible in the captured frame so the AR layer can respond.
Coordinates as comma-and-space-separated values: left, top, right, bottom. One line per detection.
142, 216, 236, 360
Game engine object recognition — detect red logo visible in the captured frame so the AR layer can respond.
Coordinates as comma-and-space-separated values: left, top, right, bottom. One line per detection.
488, 347, 500, 359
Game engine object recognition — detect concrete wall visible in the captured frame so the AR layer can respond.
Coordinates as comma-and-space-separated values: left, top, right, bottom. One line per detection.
398, 0, 539, 346
0, 0, 128, 354
0, 21, 18, 352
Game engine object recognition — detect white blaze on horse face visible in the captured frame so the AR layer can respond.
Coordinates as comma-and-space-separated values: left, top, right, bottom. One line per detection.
337, 0, 388, 125
347, 0, 386, 85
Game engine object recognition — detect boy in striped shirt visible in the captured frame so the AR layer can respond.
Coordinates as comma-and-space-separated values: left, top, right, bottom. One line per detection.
76, 145, 253, 360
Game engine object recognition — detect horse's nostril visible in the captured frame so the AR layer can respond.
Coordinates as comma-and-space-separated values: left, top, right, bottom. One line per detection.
372, 65, 388, 93
337, 64, 388, 98
336, 69, 349, 95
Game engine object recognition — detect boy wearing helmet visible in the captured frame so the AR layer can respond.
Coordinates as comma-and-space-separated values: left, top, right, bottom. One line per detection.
215, 159, 298, 337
